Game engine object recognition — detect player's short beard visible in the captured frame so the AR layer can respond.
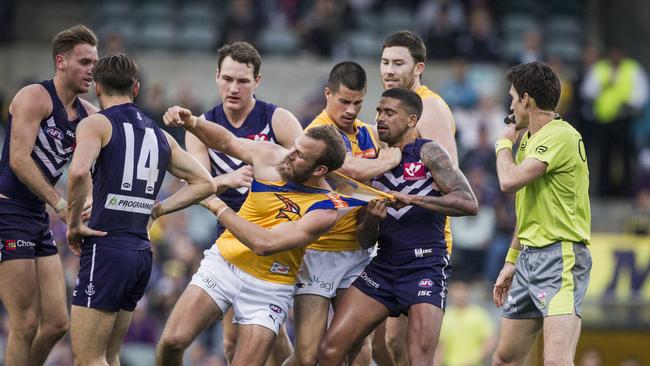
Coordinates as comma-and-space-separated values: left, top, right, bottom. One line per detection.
278, 156, 316, 184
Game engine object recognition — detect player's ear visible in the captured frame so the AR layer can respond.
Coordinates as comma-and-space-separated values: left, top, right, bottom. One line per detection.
254, 73, 262, 86
132, 81, 141, 99
414, 61, 425, 77
408, 114, 418, 128
312, 164, 329, 178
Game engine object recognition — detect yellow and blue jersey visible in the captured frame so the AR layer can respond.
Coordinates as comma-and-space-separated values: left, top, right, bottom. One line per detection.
217, 179, 366, 284
305, 111, 380, 251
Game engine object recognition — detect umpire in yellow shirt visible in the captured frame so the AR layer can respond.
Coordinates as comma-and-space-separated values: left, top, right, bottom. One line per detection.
492, 61, 592, 366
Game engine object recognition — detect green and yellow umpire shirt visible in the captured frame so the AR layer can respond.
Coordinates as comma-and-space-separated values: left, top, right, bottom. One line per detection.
515, 119, 591, 247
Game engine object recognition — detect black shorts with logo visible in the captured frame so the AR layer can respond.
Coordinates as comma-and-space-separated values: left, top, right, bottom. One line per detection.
0, 199, 57, 261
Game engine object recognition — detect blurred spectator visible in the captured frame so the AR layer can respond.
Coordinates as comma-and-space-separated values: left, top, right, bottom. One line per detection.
142, 82, 167, 124
581, 45, 649, 196
456, 6, 501, 63
436, 279, 496, 366
578, 347, 604, 366
450, 164, 498, 280
439, 58, 479, 110
624, 159, 650, 235
124, 297, 158, 345
511, 30, 544, 65
454, 95, 505, 154
548, 55, 575, 117
484, 192, 516, 283
101, 32, 127, 55
417, 0, 464, 59
296, 0, 345, 57
219, 0, 264, 47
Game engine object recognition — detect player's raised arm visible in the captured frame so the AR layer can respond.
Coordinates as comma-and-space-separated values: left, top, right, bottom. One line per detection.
151, 132, 217, 220
164, 105, 281, 166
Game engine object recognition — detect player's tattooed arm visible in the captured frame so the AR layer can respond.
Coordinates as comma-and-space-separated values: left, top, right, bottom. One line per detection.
402, 141, 478, 216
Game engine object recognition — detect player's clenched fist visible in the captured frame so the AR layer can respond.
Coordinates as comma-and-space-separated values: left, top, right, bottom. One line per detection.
378, 146, 402, 165
163, 105, 197, 128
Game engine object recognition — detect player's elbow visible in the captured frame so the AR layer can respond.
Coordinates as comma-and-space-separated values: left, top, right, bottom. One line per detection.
499, 178, 519, 194
466, 200, 479, 216
67, 165, 89, 183
9, 153, 27, 174
250, 239, 275, 256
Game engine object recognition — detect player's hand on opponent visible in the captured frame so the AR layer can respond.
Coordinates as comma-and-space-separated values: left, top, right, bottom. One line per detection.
66, 224, 107, 256
366, 198, 388, 220
389, 191, 413, 209
218, 165, 254, 190
163, 106, 197, 128
492, 263, 516, 307
378, 146, 402, 166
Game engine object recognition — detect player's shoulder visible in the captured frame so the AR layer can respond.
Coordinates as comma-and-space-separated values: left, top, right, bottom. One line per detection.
9, 83, 52, 114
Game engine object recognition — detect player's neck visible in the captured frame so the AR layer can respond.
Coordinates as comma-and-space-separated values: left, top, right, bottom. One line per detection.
410, 78, 422, 92
301, 176, 327, 189
100, 95, 134, 109
528, 110, 556, 135
224, 97, 256, 127
53, 75, 80, 109
392, 130, 417, 151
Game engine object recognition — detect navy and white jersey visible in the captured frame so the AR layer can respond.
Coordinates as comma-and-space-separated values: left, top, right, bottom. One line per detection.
372, 139, 449, 261
202, 99, 277, 212
87, 103, 171, 249
0, 79, 89, 211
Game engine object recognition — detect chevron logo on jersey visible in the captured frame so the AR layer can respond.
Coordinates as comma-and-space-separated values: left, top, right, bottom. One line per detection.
275, 193, 302, 221
404, 162, 426, 181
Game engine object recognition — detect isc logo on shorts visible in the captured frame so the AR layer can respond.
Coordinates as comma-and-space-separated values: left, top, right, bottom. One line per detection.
404, 162, 426, 181
270, 262, 290, 275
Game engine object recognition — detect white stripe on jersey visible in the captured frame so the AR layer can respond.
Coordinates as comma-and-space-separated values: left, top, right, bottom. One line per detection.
208, 150, 248, 194
33, 145, 65, 177
36, 129, 65, 164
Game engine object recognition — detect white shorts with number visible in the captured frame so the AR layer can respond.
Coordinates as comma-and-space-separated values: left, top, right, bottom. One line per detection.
294, 247, 372, 298
189, 246, 293, 334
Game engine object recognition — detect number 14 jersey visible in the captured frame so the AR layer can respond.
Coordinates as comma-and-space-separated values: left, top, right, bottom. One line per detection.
87, 103, 171, 248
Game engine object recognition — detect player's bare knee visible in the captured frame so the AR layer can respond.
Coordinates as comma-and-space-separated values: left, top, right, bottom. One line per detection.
492, 352, 516, 366
317, 340, 339, 364
41, 315, 70, 340
159, 329, 193, 351
295, 349, 318, 366
11, 312, 39, 340
223, 338, 237, 361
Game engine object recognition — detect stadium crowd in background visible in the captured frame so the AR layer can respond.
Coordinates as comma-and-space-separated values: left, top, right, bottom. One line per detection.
0, 1, 649, 365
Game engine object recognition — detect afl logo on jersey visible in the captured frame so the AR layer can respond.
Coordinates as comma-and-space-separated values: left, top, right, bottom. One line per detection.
404, 162, 426, 181
45, 126, 64, 140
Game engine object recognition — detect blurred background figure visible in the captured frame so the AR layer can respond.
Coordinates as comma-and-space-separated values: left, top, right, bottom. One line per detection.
436, 279, 496, 366
581, 44, 649, 196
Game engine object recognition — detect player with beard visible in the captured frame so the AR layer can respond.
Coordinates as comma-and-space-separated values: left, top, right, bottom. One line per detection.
156, 108, 366, 366
375, 30, 459, 366
318, 87, 477, 366
187, 41, 302, 366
